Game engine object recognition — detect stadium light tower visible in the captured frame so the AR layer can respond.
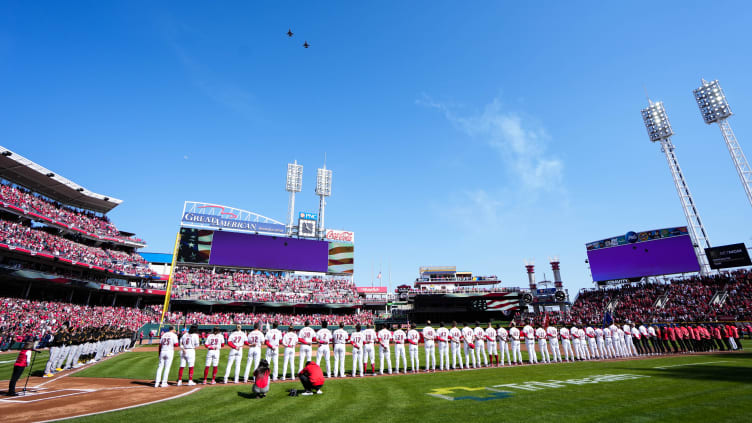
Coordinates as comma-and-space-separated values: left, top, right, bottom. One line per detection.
315, 164, 332, 238
286, 161, 303, 236
641, 100, 712, 275
693, 79, 752, 208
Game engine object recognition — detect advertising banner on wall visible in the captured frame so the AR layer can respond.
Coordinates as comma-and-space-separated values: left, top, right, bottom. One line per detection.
357, 286, 387, 294
324, 229, 355, 243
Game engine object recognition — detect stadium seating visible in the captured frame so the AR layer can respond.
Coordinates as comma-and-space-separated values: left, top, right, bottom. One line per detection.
171, 266, 361, 304
0, 219, 155, 277
521, 271, 752, 325
0, 183, 143, 244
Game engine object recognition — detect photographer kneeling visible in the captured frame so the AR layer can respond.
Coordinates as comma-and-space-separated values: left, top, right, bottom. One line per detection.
298, 361, 324, 396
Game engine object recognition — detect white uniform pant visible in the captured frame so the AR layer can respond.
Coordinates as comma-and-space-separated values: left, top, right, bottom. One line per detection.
224, 349, 243, 382
562, 339, 574, 361
424, 340, 435, 370
475, 340, 488, 366
64, 344, 79, 369
499, 340, 511, 365
487, 341, 497, 363
283, 347, 296, 379
180, 349, 196, 368
409, 344, 420, 371
450, 342, 463, 369
538, 340, 550, 363
363, 344, 376, 367
333, 344, 346, 377
379, 345, 392, 374
573, 340, 582, 359
265, 347, 279, 380
588, 339, 599, 358
549, 339, 561, 362
394, 344, 406, 372
45, 346, 60, 374
316, 345, 331, 377
298, 345, 312, 372
155, 351, 174, 386
437, 342, 449, 370
205, 349, 220, 367
729, 337, 738, 350
597, 338, 606, 358
463, 343, 476, 368
352, 347, 363, 376
244, 347, 262, 381
626, 336, 638, 356
605, 338, 616, 358
511, 340, 522, 363
526, 341, 538, 363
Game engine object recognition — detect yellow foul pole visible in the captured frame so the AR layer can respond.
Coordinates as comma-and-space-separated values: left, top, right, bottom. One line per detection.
157, 230, 182, 334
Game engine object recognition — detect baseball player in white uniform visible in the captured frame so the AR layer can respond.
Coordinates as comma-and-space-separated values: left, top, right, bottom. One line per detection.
603, 327, 615, 358
315, 321, 333, 378
462, 322, 476, 369
332, 323, 349, 377
546, 325, 561, 363
436, 322, 450, 371
281, 327, 298, 380
579, 327, 591, 359
595, 327, 606, 358
155, 327, 178, 388
535, 326, 550, 363
422, 321, 436, 372
297, 321, 316, 372
177, 325, 200, 386
585, 326, 599, 359
496, 324, 511, 366
393, 326, 407, 373
378, 325, 393, 374
265, 322, 283, 380
350, 324, 364, 377
407, 323, 421, 372
449, 322, 464, 369
571, 325, 582, 360
509, 322, 522, 364
522, 322, 537, 364
485, 323, 497, 366
224, 325, 247, 383
474, 322, 489, 367
559, 326, 574, 362
362, 324, 377, 375
624, 323, 638, 356
203, 327, 225, 384
244, 323, 264, 383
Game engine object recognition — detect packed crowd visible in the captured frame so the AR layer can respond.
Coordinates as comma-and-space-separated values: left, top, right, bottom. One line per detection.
171, 266, 361, 304
0, 182, 143, 244
153, 306, 375, 327
0, 297, 153, 350
521, 271, 752, 325
0, 219, 155, 277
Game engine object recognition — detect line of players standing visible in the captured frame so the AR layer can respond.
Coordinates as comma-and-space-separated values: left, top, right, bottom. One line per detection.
153, 319, 744, 387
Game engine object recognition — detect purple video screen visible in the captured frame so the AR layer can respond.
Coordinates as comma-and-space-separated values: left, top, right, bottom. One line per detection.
209, 231, 329, 272
586, 235, 700, 281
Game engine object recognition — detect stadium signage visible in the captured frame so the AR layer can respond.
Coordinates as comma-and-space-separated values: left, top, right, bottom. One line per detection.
181, 212, 286, 234
705, 243, 752, 270
299, 212, 318, 220
596, 277, 643, 286
357, 286, 387, 294
325, 229, 355, 243
586, 226, 689, 251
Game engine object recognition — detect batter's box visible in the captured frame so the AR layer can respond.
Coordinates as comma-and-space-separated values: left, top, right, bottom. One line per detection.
2, 388, 95, 403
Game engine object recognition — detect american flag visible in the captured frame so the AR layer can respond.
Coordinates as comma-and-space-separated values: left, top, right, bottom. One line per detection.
486, 298, 518, 312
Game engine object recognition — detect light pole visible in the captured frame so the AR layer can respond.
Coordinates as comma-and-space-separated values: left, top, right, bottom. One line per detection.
693, 79, 752, 208
286, 161, 303, 236
641, 100, 711, 274
315, 165, 332, 239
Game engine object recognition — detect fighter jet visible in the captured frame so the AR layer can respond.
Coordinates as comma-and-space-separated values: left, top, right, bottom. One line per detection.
303, 41, 310, 48
287, 29, 294, 37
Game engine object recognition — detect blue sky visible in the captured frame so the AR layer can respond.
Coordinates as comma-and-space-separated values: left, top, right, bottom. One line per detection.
2, 1, 752, 294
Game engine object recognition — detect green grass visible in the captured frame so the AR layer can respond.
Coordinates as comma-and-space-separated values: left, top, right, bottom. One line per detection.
0, 350, 49, 379
66, 348, 752, 422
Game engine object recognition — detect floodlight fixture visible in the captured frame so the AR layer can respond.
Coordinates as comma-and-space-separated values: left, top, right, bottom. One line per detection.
641, 98, 711, 275
694, 78, 752, 209
641, 101, 673, 142
693, 79, 732, 124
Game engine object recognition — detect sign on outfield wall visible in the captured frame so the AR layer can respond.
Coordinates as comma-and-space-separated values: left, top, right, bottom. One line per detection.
325, 229, 354, 243
180, 201, 286, 235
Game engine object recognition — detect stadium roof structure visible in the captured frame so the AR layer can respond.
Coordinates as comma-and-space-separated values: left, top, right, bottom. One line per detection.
0, 145, 122, 213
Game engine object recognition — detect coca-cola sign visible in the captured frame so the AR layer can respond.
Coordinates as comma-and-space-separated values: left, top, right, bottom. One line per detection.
325, 229, 355, 243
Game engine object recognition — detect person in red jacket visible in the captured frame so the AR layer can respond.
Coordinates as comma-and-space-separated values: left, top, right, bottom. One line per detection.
298, 361, 325, 396
7, 342, 34, 396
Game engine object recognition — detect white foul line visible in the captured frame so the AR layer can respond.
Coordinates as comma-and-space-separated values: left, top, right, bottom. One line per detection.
653, 360, 729, 369
35, 387, 201, 423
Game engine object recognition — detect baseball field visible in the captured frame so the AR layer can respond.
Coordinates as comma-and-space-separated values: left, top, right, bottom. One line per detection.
2, 345, 751, 422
